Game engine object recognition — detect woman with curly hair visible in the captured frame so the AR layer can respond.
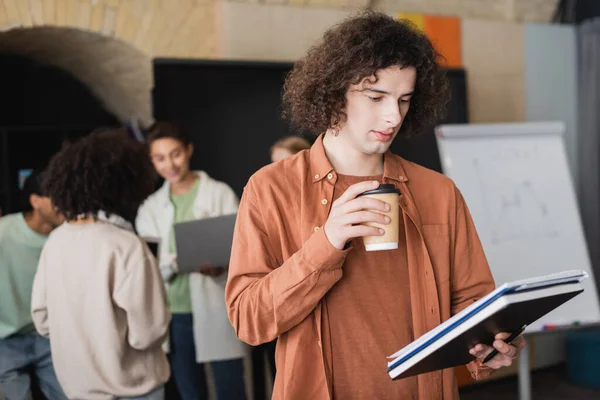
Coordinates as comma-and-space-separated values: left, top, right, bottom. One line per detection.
30, 129, 171, 400
226, 11, 525, 399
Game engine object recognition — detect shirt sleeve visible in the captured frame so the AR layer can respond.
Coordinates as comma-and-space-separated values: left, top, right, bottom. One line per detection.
225, 179, 350, 346
113, 244, 171, 350
31, 247, 50, 338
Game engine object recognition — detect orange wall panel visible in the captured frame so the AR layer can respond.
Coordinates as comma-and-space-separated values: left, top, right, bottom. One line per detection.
424, 15, 462, 68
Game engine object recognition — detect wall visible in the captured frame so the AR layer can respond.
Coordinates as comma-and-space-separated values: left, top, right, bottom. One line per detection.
525, 24, 579, 189
462, 19, 526, 123
0, 0, 561, 63
0, 27, 153, 124
0, 0, 560, 125
0, 1, 562, 47
218, 3, 350, 61
0, 0, 217, 58
524, 23, 580, 371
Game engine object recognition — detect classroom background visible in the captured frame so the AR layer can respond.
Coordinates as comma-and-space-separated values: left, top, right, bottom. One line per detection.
2, 0, 600, 399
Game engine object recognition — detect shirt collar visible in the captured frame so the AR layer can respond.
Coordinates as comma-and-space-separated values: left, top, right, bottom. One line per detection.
309, 134, 409, 184
309, 134, 334, 183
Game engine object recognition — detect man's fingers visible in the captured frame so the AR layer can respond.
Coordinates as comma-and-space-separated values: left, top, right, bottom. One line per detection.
342, 211, 390, 226
493, 331, 527, 352
339, 197, 390, 215
471, 338, 524, 368
494, 332, 512, 341
512, 335, 527, 349
345, 225, 384, 238
493, 340, 519, 359
469, 343, 492, 358
491, 354, 514, 367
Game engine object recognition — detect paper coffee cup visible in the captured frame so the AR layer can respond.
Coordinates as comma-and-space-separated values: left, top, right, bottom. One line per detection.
357, 183, 400, 251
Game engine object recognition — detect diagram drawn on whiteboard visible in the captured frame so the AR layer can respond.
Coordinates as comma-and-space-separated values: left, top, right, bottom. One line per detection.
473, 158, 558, 245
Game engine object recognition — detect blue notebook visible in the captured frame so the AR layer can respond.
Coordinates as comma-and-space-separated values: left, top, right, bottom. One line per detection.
387, 270, 588, 380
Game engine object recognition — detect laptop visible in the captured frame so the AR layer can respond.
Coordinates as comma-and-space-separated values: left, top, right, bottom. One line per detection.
173, 213, 238, 273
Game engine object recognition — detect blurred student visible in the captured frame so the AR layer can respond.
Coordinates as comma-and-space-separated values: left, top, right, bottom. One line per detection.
31, 129, 170, 400
0, 169, 67, 400
136, 122, 247, 400
269, 136, 311, 163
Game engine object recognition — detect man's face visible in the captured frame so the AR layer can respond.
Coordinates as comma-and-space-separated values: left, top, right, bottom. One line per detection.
31, 195, 65, 228
337, 65, 416, 156
150, 138, 193, 185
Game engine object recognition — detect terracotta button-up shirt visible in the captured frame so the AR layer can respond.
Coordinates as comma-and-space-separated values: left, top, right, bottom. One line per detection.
323, 172, 417, 399
226, 135, 495, 399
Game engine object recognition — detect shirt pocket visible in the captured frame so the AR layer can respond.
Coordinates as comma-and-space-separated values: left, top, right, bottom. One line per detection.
421, 224, 451, 284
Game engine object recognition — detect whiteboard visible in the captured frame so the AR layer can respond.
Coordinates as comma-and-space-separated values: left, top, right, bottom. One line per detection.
435, 122, 600, 332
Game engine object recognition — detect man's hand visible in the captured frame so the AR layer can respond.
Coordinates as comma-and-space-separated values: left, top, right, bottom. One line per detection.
469, 332, 527, 369
323, 180, 391, 250
196, 264, 226, 277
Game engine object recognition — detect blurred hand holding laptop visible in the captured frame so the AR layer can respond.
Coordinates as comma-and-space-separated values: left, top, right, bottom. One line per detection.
173, 213, 237, 274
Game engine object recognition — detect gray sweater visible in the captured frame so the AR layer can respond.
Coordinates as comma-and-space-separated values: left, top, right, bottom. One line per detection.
31, 221, 171, 399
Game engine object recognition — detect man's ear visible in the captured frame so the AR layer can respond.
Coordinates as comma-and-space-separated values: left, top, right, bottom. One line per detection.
187, 143, 194, 157
29, 193, 41, 210
29, 193, 43, 210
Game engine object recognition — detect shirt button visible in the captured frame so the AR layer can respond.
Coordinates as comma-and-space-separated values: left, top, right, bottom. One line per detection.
321, 198, 328, 205
314, 226, 320, 232
314, 174, 320, 179
327, 173, 333, 179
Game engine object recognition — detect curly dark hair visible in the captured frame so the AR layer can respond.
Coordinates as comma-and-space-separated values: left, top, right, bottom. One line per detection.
44, 128, 156, 221
282, 11, 450, 137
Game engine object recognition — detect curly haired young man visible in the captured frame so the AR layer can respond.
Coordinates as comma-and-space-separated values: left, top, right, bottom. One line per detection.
226, 12, 525, 399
